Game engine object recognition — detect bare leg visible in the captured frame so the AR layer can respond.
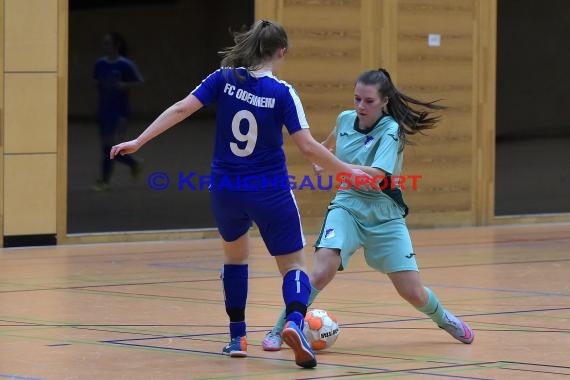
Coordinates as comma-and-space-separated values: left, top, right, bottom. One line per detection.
388, 270, 474, 344
387, 270, 428, 307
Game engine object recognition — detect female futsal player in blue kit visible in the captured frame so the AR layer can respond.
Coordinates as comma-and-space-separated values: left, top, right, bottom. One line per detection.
110, 20, 369, 369
93, 32, 144, 191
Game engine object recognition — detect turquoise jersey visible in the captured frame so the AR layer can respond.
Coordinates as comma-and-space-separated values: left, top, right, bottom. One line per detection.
333, 110, 407, 214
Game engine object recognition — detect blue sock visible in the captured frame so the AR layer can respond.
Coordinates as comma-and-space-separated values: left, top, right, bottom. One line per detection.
275, 284, 320, 332
282, 269, 311, 328
222, 264, 248, 338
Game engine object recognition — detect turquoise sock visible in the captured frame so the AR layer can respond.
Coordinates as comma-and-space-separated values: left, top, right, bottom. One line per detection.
274, 285, 320, 332
416, 287, 447, 326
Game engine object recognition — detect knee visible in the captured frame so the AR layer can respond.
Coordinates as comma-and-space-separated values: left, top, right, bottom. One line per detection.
310, 270, 326, 289
397, 286, 427, 307
310, 265, 335, 290
310, 249, 341, 290
277, 262, 306, 277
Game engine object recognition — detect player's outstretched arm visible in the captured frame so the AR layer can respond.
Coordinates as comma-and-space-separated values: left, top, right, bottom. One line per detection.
312, 127, 387, 186
110, 94, 203, 159
321, 128, 337, 152
312, 128, 336, 175
290, 129, 371, 185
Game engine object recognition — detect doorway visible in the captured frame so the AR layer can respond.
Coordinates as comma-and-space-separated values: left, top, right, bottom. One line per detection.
495, 0, 570, 215
67, 0, 254, 233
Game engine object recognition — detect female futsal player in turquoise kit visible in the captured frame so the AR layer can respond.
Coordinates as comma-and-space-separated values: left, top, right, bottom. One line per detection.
110, 20, 370, 369
262, 68, 474, 350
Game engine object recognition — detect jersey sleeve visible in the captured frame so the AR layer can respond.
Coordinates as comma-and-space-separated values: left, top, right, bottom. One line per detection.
282, 84, 309, 134
371, 122, 400, 174
191, 69, 223, 106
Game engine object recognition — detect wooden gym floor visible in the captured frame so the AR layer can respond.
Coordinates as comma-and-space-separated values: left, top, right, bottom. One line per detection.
0, 223, 569, 379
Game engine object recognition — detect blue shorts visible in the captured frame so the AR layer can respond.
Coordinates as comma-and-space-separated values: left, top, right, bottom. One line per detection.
210, 189, 306, 256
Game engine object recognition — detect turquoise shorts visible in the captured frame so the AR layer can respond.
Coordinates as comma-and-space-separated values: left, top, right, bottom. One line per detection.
314, 192, 418, 274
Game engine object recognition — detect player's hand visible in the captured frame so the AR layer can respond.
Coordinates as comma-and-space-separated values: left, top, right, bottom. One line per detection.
313, 147, 334, 175
110, 140, 140, 159
312, 163, 325, 175
349, 168, 373, 191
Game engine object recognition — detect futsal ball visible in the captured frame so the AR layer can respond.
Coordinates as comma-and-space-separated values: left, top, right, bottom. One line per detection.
303, 309, 340, 350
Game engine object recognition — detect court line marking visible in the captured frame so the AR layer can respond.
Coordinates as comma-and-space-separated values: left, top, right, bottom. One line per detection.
1, 253, 569, 300
339, 307, 570, 327
337, 275, 570, 297
102, 340, 495, 380
298, 364, 497, 380
93, 306, 568, 342
0, 375, 42, 380
9, 314, 559, 379
2, 263, 568, 299
0, 319, 484, 368
492, 367, 570, 377
500, 361, 570, 370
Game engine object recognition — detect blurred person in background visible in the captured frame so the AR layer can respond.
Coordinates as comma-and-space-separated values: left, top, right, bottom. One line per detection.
92, 32, 144, 191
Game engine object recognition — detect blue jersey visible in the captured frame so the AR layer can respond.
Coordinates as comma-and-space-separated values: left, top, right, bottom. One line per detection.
191, 68, 309, 190
93, 56, 143, 124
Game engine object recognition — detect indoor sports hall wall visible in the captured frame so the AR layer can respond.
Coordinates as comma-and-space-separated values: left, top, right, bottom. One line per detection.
0, 0, 67, 246
257, 0, 496, 230
1, 0, 568, 246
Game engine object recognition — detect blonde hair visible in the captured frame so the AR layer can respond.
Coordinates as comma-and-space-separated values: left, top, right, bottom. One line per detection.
219, 20, 288, 79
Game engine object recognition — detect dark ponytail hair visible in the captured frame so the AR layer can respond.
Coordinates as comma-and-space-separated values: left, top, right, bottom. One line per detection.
108, 32, 128, 57
356, 68, 446, 149
219, 20, 288, 80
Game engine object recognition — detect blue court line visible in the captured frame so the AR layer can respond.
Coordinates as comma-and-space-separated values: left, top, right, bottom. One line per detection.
0, 375, 42, 380
103, 329, 269, 343
147, 261, 279, 277
426, 283, 570, 297
322, 372, 492, 380
341, 307, 570, 327
103, 306, 569, 343
104, 341, 491, 380
338, 276, 570, 297
390, 372, 490, 380
147, 262, 219, 271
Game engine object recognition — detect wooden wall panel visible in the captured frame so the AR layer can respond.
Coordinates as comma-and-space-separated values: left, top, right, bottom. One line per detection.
4, 154, 57, 235
4, 74, 58, 153
0, 0, 4, 241
4, 0, 58, 72
473, 0, 497, 224
1, 0, 62, 243
56, 0, 69, 242
254, 0, 490, 231
270, 0, 364, 231
396, 0, 476, 226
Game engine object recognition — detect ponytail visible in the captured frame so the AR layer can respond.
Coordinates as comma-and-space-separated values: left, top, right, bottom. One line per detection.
356, 69, 446, 149
219, 20, 288, 80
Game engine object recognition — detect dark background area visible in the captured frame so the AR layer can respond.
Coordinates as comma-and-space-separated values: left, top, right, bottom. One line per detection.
68, 0, 570, 233
68, 0, 253, 120
68, 0, 254, 233
495, 0, 570, 215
